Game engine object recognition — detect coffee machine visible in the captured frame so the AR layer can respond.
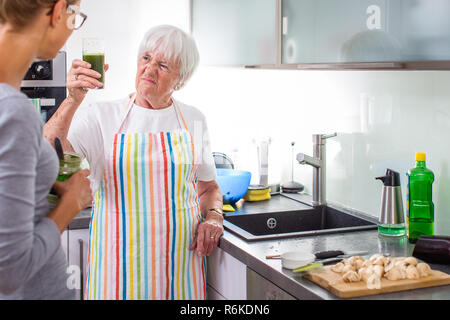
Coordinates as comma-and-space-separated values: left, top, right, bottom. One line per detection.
20, 51, 67, 122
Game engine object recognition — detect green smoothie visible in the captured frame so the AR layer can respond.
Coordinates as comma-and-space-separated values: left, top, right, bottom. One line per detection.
57, 152, 83, 181
83, 53, 105, 87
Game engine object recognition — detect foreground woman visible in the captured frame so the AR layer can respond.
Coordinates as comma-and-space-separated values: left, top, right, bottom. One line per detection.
0, 0, 92, 300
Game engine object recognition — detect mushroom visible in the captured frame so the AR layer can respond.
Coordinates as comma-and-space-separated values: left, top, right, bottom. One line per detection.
373, 265, 384, 278
406, 265, 420, 280
342, 270, 361, 283
404, 257, 418, 266
348, 256, 364, 266
358, 266, 374, 282
384, 260, 395, 273
369, 254, 384, 262
330, 262, 345, 273
342, 264, 356, 273
372, 256, 387, 266
416, 263, 432, 277
362, 260, 373, 268
366, 273, 381, 289
385, 265, 406, 281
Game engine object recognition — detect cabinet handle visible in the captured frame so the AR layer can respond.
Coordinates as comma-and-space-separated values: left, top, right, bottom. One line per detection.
282, 17, 288, 35
78, 239, 84, 300
297, 62, 404, 70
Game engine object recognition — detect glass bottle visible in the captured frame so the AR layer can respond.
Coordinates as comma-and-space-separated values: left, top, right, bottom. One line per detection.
406, 152, 435, 243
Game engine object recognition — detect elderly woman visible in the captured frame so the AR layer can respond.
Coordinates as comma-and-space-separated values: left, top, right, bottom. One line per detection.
44, 25, 223, 300
0, 0, 92, 300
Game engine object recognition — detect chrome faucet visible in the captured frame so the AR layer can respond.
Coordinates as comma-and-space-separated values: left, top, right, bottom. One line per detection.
296, 133, 337, 206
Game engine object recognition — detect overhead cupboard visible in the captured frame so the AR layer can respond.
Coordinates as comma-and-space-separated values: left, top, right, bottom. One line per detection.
191, 0, 450, 69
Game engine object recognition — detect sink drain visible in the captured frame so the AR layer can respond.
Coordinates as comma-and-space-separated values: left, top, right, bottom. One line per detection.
266, 217, 277, 229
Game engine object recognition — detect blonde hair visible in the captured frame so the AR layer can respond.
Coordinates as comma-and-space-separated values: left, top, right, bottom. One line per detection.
138, 25, 200, 85
0, 0, 77, 30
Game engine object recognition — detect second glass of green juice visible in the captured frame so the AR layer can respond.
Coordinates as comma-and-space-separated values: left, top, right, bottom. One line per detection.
82, 38, 105, 89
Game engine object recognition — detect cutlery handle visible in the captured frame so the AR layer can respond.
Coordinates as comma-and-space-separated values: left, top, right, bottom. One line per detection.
314, 250, 344, 260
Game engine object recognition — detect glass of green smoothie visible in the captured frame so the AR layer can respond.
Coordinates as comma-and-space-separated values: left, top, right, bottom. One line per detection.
82, 38, 105, 89
57, 152, 84, 181
48, 152, 84, 207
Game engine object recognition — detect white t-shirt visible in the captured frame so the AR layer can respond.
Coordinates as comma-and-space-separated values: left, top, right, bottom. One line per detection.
68, 97, 217, 195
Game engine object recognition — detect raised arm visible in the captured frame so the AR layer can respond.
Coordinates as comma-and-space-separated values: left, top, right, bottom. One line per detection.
43, 59, 105, 151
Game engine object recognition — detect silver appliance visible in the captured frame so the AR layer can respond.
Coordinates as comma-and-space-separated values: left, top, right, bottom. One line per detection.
375, 169, 405, 225
20, 51, 67, 122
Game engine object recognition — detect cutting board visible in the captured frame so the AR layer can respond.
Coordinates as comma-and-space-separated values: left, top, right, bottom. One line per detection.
303, 266, 450, 298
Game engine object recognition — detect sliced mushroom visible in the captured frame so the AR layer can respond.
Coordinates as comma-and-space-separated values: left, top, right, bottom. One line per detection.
404, 257, 418, 266
366, 273, 382, 289
342, 264, 356, 273
373, 265, 384, 278
342, 270, 361, 283
406, 265, 420, 280
385, 265, 406, 281
330, 262, 345, 273
369, 254, 384, 263
416, 263, 432, 277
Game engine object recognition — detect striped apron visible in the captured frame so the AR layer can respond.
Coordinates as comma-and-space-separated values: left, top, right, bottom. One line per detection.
84, 95, 206, 300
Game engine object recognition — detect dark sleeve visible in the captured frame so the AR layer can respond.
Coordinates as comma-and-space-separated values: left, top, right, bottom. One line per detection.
0, 97, 61, 295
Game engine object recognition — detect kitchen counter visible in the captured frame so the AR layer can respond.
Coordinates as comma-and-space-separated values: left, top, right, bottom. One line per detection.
70, 194, 450, 300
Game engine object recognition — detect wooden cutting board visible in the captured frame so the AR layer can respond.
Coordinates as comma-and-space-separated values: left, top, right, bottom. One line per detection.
303, 266, 450, 298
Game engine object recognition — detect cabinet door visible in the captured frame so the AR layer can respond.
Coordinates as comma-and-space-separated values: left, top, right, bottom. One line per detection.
206, 247, 246, 300
282, 0, 450, 64
247, 267, 296, 300
192, 0, 277, 66
67, 228, 90, 300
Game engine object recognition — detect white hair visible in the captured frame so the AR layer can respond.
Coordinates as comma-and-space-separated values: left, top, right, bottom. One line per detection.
138, 25, 200, 85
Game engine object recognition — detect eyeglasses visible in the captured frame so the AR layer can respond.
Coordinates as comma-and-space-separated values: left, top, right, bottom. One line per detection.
66, 5, 87, 30
46, 3, 87, 30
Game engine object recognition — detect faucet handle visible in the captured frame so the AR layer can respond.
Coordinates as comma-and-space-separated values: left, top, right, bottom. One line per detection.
322, 132, 337, 140
313, 132, 337, 144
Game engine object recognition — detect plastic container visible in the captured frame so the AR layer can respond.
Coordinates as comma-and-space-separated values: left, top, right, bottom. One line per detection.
406, 152, 435, 243
280, 251, 316, 270
216, 169, 251, 204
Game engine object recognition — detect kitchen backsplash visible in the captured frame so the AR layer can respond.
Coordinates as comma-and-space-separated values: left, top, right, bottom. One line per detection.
177, 67, 450, 235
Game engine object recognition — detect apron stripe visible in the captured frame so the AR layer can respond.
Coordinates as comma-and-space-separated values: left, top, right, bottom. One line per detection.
133, 134, 141, 300
112, 134, 120, 300
160, 132, 170, 300
125, 135, 133, 299
97, 177, 105, 299
155, 133, 164, 300
178, 132, 189, 299
142, 133, 149, 300
119, 134, 127, 299
173, 133, 182, 298
146, 133, 153, 300
103, 172, 109, 299
167, 132, 177, 300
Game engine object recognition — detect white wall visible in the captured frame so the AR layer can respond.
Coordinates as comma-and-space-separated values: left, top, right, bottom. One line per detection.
65, 1, 450, 234
178, 67, 450, 234
65, 0, 190, 106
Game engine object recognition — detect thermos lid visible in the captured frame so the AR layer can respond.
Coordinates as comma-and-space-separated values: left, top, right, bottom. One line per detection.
375, 169, 401, 187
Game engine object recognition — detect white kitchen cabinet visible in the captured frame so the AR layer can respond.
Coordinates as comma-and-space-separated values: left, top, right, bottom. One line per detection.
206, 246, 247, 300
191, 0, 278, 66
282, 0, 450, 64
67, 228, 90, 300
61, 229, 69, 261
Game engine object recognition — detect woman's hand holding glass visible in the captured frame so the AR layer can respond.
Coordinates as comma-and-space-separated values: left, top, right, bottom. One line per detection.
52, 169, 93, 211
189, 211, 224, 257
66, 59, 109, 104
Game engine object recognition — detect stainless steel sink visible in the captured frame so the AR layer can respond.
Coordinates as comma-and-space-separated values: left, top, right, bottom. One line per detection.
223, 204, 378, 242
